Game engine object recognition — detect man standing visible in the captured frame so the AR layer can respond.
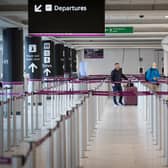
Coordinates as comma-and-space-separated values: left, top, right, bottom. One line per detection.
146, 62, 160, 82
145, 62, 160, 91
111, 63, 128, 106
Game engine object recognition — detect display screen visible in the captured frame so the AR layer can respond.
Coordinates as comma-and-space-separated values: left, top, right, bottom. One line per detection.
84, 49, 104, 59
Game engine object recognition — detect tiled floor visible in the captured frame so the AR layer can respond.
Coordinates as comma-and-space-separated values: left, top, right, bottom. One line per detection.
80, 100, 163, 168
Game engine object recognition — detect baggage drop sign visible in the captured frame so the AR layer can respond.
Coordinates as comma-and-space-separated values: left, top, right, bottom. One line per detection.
25, 37, 42, 79
42, 41, 56, 78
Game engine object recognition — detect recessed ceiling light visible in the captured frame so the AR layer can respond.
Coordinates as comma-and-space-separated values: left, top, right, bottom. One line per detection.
165, 16, 168, 18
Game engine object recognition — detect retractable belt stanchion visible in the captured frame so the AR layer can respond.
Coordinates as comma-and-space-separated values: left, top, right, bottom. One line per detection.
20, 85, 24, 143
42, 81, 47, 126
60, 115, 66, 168
7, 94, 12, 151
12, 88, 17, 147
71, 107, 76, 168
56, 79, 60, 120
35, 81, 41, 130
149, 90, 152, 131
153, 93, 159, 146
156, 95, 162, 150
0, 90, 3, 155
30, 81, 35, 134
55, 122, 61, 168
12, 85, 24, 146
161, 97, 165, 155
52, 80, 55, 119
151, 93, 156, 144
143, 84, 147, 121
12, 155, 23, 168
162, 100, 168, 166
24, 74, 30, 138
79, 93, 88, 158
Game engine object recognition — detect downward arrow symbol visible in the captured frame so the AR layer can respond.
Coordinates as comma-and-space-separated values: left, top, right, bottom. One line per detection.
34, 4, 42, 13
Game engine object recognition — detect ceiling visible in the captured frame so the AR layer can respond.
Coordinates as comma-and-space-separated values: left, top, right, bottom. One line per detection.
0, 0, 168, 49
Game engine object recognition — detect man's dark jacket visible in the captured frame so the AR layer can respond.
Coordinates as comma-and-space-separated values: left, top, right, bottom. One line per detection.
111, 68, 128, 85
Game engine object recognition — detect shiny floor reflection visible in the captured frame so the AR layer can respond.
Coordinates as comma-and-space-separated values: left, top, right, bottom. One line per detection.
80, 100, 163, 168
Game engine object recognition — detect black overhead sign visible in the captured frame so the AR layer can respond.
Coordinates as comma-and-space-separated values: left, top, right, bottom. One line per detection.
55, 44, 64, 76
42, 40, 56, 78
72, 49, 77, 73
28, 0, 105, 34
64, 47, 71, 74
3, 28, 24, 83
25, 37, 42, 79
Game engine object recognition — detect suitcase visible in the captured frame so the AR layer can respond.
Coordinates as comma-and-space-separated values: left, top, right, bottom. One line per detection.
124, 86, 138, 105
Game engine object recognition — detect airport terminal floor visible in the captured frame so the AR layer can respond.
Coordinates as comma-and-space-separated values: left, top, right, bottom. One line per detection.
81, 101, 162, 168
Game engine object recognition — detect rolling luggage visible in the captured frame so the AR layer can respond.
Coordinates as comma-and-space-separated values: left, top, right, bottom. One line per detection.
124, 85, 138, 105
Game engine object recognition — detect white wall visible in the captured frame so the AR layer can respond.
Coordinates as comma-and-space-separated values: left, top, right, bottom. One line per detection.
0, 49, 2, 78
164, 51, 168, 76
79, 48, 163, 75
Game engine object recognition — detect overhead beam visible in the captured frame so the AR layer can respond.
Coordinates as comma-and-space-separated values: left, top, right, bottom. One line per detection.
0, 5, 27, 18
75, 45, 162, 50
106, 19, 168, 24
0, 5, 27, 11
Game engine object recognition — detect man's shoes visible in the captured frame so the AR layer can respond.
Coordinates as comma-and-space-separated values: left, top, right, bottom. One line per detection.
113, 103, 119, 107
119, 102, 125, 106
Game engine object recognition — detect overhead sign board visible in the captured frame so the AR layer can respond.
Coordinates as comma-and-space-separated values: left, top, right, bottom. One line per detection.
72, 49, 77, 72
28, 0, 105, 34
42, 40, 56, 78
25, 37, 42, 79
55, 44, 64, 76
3, 28, 24, 83
64, 47, 71, 74
105, 27, 134, 33
84, 49, 104, 59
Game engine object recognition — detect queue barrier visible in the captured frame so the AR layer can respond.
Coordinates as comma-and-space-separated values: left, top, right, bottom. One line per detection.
137, 81, 168, 166
0, 74, 168, 168
0, 77, 108, 168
